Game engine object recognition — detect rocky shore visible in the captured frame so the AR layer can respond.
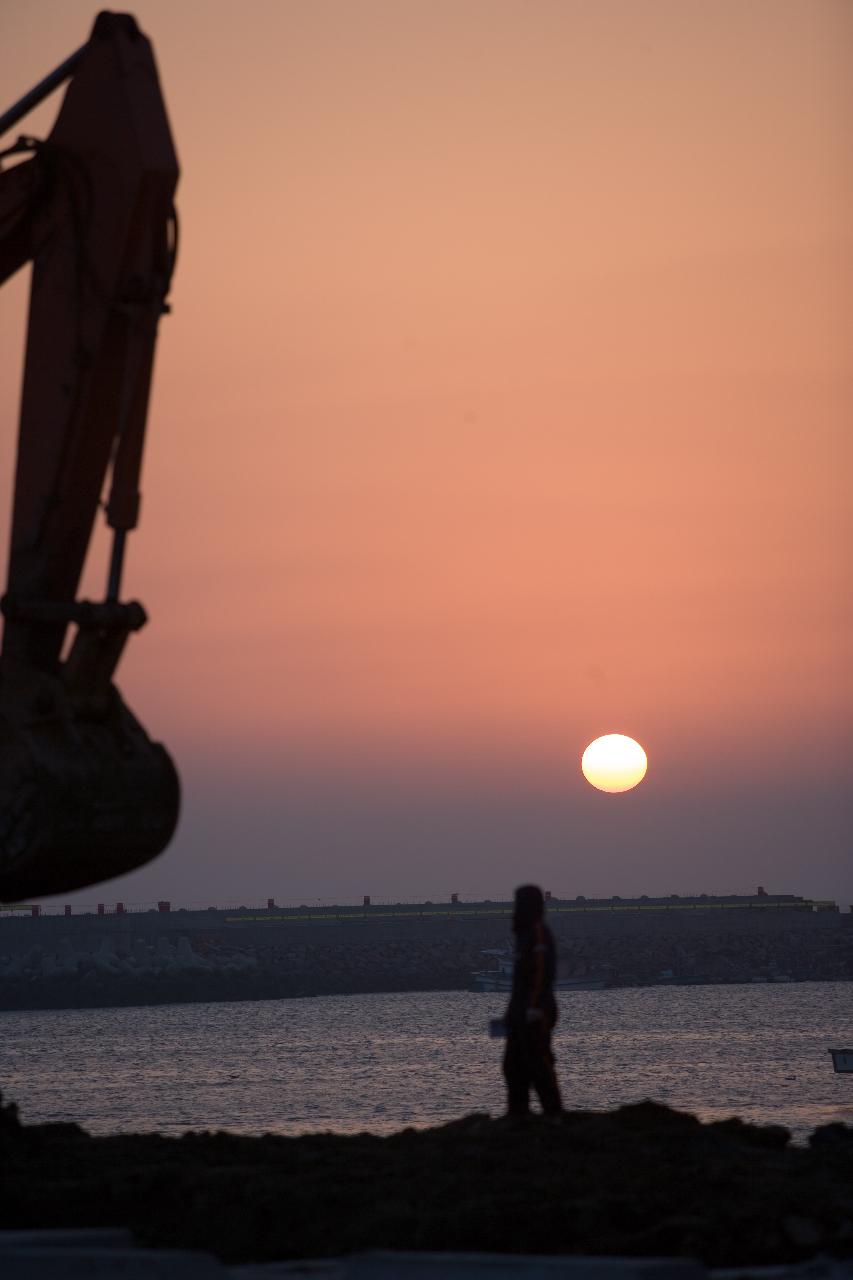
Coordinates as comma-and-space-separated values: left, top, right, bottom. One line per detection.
1, 923, 851, 1010
2, 1091, 853, 1266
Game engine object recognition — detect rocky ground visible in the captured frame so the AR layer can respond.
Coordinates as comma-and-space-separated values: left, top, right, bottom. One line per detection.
0, 925, 851, 1010
2, 1092, 853, 1266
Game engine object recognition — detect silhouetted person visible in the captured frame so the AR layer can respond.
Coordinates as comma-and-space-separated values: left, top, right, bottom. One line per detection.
502, 884, 562, 1116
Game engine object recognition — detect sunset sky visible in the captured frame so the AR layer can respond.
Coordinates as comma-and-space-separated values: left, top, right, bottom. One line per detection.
1, 0, 851, 908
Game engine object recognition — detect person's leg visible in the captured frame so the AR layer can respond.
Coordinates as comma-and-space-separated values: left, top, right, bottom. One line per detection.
529, 1025, 562, 1115
502, 1031, 531, 1115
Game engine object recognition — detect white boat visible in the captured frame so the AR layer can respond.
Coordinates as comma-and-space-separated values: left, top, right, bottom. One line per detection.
828, 1048, 853, 1073
471, 950, 607, 993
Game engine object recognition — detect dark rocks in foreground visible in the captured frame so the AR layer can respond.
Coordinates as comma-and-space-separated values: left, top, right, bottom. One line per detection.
3, 1092, 853, 1267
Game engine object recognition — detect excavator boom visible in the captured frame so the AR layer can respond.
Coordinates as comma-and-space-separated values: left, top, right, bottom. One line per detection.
0, 12, 180, 900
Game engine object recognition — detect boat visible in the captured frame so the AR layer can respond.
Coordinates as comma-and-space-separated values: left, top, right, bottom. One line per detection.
828, 1048, 853, 1073
471, 949, 607, 993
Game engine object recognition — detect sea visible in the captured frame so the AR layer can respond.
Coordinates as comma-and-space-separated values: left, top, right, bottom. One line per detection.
2, 983, 852, 1144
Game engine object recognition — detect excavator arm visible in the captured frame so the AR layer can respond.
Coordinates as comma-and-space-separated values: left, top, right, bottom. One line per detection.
0, 12, 180, 900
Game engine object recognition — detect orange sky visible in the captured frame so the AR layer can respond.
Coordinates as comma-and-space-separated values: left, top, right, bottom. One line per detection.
1, 0, 851, 905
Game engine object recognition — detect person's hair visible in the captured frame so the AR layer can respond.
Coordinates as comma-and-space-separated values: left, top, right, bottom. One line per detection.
512, 883, 545, 933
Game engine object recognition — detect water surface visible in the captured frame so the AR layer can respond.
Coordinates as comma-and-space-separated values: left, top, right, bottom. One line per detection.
2, 983, 851, 1142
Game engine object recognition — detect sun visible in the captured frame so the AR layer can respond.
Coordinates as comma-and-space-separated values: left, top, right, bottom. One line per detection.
581, 734, 648, 793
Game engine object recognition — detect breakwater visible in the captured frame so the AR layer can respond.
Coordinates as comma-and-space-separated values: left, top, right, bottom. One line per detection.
1, 901, 851, 1010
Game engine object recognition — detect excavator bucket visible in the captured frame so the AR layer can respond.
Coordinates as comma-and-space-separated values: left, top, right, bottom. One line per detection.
0, 664, 180, 901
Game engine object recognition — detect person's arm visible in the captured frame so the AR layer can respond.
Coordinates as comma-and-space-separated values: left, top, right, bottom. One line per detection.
526, 922, 547, 1021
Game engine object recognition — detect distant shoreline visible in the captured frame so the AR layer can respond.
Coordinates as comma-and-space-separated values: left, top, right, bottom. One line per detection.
3, 905, 851, 1012
2, 972, 852, 1014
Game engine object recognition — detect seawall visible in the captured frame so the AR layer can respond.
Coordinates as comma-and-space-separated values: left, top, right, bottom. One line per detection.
1, 897, 851, 1010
